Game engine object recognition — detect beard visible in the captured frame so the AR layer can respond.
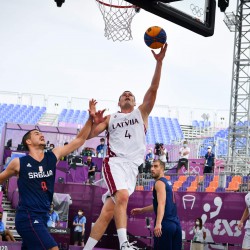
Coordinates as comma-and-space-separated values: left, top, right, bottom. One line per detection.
151, 173, 159, 180
40, 142, 46, 149
121, 102, 133, 110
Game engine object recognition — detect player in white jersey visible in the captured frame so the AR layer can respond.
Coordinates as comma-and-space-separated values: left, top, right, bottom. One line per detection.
238, 183, 250, 250
107, 108, 146, 162
83, 43, 167, 250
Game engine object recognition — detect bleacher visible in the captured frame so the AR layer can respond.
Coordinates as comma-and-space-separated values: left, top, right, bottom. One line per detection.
58, 109, 89, 126
198, 120, 250, 157
192, 119, 211, 129
0, 101, 247, 249
136, 173, 250, 193
4, 103, 238, 152
3, 103, 244, 160
58, 108, 184, 145
0, 103, 46, 131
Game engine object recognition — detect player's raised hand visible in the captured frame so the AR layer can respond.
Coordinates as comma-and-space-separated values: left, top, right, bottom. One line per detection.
88, 99, 97, 118
93, 109, 107, 124
151, 43, 168, 62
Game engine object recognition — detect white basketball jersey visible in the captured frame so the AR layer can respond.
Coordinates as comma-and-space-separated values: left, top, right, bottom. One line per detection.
107, 108, 146, 165
245, 192, 250, 229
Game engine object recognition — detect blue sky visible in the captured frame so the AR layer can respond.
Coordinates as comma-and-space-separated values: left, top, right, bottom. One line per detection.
0, 0, 235, 123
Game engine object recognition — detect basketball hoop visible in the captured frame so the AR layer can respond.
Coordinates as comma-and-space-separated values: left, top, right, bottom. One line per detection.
96, 0, 140, 42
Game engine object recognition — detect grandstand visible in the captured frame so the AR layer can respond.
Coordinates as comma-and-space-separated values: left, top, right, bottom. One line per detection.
0, 103, 46, 131
0, 90, 231, 160
0, 96, 241, 168
0, 94, 247, 249
0, 102, 230, 161
0, 0, 248, 248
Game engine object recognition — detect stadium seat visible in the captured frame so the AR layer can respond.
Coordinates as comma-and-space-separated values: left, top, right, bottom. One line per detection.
190, 181, 198, 187
232, 176, 242, 183
216, 187, 225, 192
186, 186, 197, 192
173, 181, 183, 191
225, 181, 240, 192
136, 185, 144, 191
205, 186, 216, 192
208, 181, 218, 188
144, 186, 151, 191
178, 176, 187, 182
213, 176, 219, 182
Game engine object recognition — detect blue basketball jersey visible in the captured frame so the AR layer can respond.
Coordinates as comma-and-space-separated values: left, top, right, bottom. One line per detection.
17, 151, 57, 213
153, 177, 179, 224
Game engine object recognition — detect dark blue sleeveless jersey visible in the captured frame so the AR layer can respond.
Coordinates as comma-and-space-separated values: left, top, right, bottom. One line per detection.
153, 177, 179, 224
18, 151, 57, 213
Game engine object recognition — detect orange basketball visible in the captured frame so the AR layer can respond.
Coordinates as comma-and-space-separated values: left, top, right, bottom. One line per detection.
144, 26, 167, 49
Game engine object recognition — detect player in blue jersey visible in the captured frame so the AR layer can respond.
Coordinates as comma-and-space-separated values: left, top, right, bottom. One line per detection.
0, 99, 97, 250
131, 159, 182, 250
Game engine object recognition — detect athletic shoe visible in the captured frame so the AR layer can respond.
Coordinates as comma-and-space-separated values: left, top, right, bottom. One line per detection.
120, 241, 139, 250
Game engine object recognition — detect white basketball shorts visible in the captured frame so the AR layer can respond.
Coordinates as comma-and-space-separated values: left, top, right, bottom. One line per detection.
242, 228, 250, 249
101, 157, 139, 203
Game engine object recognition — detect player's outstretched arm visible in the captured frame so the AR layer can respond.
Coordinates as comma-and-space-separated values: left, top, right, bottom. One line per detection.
139, 43, 167, 122
0, 158, 19, 184
53, 99, 97, 160
154, 180, 166, 237
131, 205, 154, 215
238, 206, 249, 230
88, 111, 109, 140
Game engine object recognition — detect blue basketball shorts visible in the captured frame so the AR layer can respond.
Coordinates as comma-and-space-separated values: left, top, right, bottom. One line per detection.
154, 220, 182, 250
15, 210, 58, 250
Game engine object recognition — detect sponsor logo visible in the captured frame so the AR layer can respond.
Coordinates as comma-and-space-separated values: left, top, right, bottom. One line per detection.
34, 220, 39, 224
48, 228, 70, 234
39, 166, 43, 172
26, 163, 32, 168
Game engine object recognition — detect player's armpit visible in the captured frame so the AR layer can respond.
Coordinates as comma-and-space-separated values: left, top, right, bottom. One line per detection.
0, 158, 19, 184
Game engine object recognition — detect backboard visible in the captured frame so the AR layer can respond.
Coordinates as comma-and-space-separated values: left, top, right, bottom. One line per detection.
125, 0, 216, 37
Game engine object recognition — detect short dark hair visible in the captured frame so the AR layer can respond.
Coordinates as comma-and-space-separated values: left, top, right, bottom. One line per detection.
22, 129, 38, 151
118, 91, 136, 102
100, 138, 105, 142
153, 159, 165, 169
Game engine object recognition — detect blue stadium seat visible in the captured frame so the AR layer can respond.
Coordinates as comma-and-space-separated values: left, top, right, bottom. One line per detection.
192, 120, 199, 128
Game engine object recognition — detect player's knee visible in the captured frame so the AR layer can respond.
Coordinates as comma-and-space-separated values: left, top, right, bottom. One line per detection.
101, 203, 114, 220
102, 208, 114, 222
115, 190, 129, 205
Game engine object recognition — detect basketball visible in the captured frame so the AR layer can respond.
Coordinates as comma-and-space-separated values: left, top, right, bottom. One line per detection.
144, 26, 167, 49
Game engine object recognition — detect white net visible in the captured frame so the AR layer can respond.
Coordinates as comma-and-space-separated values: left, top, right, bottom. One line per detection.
96, 0, 139, 42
